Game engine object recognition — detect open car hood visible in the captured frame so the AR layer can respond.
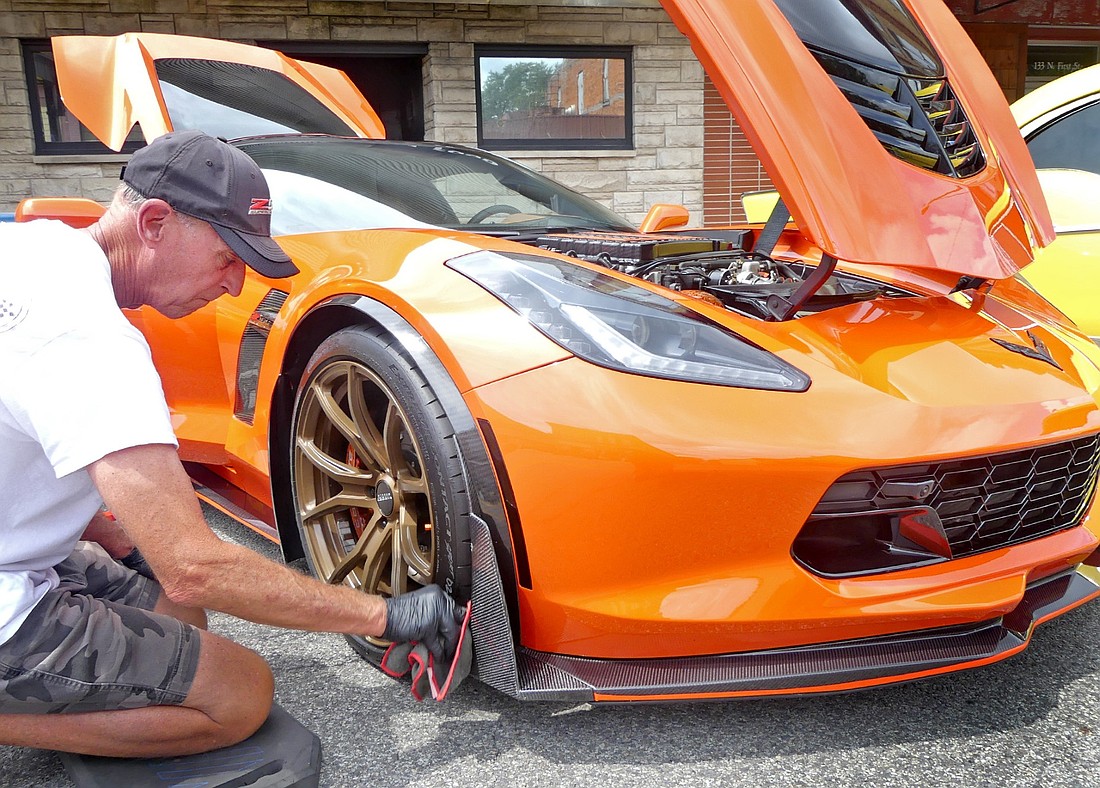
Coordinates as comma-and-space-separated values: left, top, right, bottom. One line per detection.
660, 0, 1054, 279
51, 32, 384, 150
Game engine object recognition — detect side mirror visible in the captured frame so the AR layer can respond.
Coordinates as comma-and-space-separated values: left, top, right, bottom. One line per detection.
639, 203, 690, 233
16, 197, 105, 228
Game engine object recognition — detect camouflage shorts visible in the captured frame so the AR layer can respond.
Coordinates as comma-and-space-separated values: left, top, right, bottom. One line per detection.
0, 541, 201, 714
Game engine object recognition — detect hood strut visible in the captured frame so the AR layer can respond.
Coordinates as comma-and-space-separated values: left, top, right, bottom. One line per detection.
754, 196, 789, 259
766, 253, 838, 321
753, 196, 837, 322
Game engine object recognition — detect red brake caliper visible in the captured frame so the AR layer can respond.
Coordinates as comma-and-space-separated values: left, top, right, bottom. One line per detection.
346, 445, 370, 538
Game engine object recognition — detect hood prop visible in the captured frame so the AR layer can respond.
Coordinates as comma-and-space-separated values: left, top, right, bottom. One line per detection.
755, 196, 838, 321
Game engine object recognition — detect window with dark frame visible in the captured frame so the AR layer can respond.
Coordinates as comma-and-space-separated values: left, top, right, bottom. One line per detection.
476, 45, 633, 151
257, 41, 429, 142
21, 40, 144, 156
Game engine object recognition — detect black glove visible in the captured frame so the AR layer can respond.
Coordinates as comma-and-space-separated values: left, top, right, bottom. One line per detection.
383, 585, 464, 665
120, 547, 157, 581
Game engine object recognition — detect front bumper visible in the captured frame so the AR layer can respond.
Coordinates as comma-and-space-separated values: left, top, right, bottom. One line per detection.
469, 516, 1100, 702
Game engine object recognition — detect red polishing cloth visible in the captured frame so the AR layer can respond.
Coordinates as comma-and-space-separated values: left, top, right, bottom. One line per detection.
381, 600, 473, 702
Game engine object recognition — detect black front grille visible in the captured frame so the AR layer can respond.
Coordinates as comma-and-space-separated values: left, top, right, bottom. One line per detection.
814, 433, 1100, 560
815, 51, 985, 178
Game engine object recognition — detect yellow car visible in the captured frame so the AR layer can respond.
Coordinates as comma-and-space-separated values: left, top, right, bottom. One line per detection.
1013, 64, 1100, 342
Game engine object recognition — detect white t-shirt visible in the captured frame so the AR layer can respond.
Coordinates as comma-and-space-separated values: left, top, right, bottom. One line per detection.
0, 220, 178, 645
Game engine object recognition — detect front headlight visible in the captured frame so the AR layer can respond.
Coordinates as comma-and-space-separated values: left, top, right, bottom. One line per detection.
448, 251, 810, 391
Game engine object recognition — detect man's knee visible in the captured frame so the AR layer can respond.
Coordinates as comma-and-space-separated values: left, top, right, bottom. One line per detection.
185, 631, 274, 748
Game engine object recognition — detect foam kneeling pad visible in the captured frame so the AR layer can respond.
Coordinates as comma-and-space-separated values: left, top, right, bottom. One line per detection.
59, 703, 321, 788
381, 601, 473, 701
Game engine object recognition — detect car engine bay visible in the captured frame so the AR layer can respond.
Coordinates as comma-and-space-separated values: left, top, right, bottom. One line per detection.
529, 230, 909, 320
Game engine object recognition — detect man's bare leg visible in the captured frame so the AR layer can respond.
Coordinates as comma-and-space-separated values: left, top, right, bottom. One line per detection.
0, 629, 274, 757
154, 590, 208, 630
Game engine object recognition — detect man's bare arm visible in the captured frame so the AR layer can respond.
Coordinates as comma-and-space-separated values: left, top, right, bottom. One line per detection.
87, 443, 388, 637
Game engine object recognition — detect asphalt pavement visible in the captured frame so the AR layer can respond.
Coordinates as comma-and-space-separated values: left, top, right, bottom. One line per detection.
3, 505, 1100, 787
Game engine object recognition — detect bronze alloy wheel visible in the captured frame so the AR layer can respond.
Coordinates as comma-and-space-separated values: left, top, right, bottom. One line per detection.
291, 325, 472, 654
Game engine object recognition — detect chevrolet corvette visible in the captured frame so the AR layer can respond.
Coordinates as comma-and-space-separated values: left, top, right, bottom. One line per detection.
20, 0, 1100, 702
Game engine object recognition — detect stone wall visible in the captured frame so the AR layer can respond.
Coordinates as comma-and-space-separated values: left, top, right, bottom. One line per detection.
0, 0, 706, 226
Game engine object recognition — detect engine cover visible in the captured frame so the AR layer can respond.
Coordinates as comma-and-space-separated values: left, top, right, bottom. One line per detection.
535, 232, 730, 267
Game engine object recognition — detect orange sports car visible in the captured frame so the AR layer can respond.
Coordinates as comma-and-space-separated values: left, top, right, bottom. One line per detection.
22, 0, 1100, 702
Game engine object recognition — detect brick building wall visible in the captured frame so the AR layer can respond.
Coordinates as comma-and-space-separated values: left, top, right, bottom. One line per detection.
0, 0, 707, 226
702, 78, 772, 226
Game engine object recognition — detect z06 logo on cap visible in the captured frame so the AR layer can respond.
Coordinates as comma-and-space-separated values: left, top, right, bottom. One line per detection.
248, 198, 272, 215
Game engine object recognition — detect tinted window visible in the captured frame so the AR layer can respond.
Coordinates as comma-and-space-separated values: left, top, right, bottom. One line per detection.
1028, 102, 1100, 176
155, 59, 356, 139
773, 0, 942, 78
475, 46, 633, 151
238, 137, 634, 235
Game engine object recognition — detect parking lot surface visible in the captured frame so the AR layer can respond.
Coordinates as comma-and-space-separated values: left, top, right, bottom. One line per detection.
3, 505, 1100, 788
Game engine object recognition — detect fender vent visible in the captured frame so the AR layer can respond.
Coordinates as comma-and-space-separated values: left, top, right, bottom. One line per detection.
234, 289, 289, 424
815, 51, 985, 178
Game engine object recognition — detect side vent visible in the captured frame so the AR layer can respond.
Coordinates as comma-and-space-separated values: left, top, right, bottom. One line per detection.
815, 51, 985, 178
234, 289, 289, 425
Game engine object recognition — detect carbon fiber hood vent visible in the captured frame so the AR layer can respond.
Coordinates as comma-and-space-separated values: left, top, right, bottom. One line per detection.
816, 51, 985, 178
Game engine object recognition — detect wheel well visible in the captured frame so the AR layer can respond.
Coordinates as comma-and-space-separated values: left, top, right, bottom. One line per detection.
269, 303, 389, 562
268, 296, 522, 634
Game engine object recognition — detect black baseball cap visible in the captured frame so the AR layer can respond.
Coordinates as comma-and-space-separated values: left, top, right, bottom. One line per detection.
121, 130, 297, 279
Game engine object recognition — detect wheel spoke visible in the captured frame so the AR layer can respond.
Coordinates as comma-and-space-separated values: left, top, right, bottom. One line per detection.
306, 491, 374, 522
302, 518, 349, 584
312, 373, 382, 472
346, 368, 389, 470
328, 509, 387, 585
390, 524, 409, 596
396, 506, 433, 580
395, 469, 429, 496
381, 401, 409, 471
297, 435, 377, 488
361, 519, 398, 594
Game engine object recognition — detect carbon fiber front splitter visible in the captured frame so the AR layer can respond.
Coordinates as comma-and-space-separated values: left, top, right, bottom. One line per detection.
468, 517, 1100, 702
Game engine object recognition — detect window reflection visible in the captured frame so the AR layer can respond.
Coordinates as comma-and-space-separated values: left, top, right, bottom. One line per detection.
477, 48, 632, 150
159, 82, 302, 139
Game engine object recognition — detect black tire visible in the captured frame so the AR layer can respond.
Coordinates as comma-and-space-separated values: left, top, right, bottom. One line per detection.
289, 325, 472, 661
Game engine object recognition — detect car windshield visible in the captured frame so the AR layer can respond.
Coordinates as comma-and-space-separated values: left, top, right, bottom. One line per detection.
235, 136, 636, 237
